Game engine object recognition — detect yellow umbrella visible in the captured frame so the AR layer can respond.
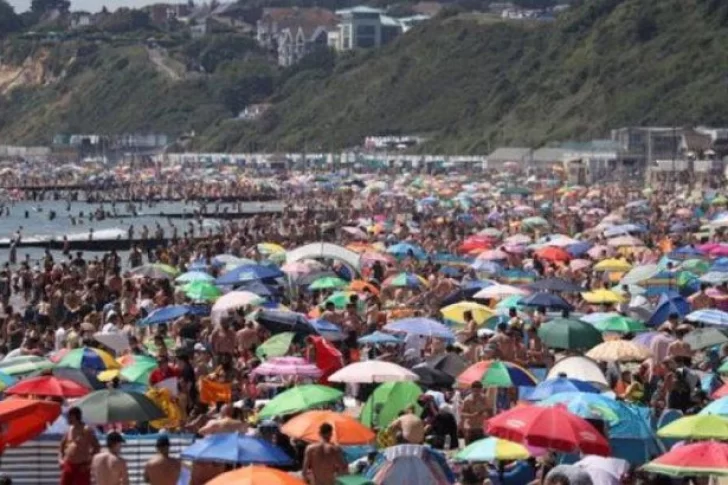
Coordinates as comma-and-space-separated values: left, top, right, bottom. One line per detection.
593, 259, 633, 272
257, 242, 285, 255
586, 340, 651, 362
441, 302, 495, 325
581, 289, 625, 304
97, 369, 121, 382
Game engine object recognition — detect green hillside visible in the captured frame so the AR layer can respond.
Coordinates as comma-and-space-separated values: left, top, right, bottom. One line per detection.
2, 0, 728, 153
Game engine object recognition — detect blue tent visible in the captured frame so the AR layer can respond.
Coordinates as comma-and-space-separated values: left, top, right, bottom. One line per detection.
647, 291, 691, 327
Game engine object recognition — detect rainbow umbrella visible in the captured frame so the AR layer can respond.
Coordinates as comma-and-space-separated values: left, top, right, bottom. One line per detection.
641, 441, 728, 477
455, 437, 530, 462
0, 370, 17, 391
57, 347, 120, 372
383, 272, 429, 289
457, 360, 538, 388
182, 281, 222, 301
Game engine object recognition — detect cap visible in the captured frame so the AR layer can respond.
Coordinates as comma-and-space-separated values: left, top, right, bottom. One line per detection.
156, 435, 170, 448
107, 431, 125, 446
194, 343, 207, 352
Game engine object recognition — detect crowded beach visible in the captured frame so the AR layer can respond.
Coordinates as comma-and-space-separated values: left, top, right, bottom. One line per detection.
0, 164, 725, 485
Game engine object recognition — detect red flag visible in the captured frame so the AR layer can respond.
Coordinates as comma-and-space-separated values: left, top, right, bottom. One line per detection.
309, 336, 343, 385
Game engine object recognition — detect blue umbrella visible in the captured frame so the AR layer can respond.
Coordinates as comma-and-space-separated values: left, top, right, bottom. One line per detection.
384, 317, 454, 339
647, 291, 691, 327
686, 309, 728, 327
522, 376, 599, 401
668, 245, 706, 261
239, 281, 280, 298
700, 396, 728, 417
139, 305, 208, 326
181, 433, 293, 465
215, 264, 284, 286
471, 260, 502, 273
439, 266, 462, 277
256, 310, 313, 335
175, 271, 214, 284
566, 242, 592, 257
310, 318, 345, 341
710, 257, 728, 272
358, 331, 402, 345
518, 292, 573, 311
386, 243, 427, 260
527, 278, 584, 293
187, 260, 210, 271
604, 224, 645, 237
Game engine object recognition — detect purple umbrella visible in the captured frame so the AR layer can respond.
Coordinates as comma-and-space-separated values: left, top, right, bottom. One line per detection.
633, 331, 675, 363
251, 357, 322, 378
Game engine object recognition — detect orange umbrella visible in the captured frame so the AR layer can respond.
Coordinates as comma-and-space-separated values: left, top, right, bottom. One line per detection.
0, 398, 61, 448
206, 466, 305, 485
281, 410, 375, 445
348, 280, 380, 295
535, 246, 571, 262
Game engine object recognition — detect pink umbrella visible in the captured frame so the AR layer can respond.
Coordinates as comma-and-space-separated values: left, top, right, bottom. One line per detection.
504, 244, 527, 254
251, 357, 322, 378
710, 245, 728, 257
698, 242, 721, 253
342, 226, 368, 240
477, 249, 509, 261
360, 252, 394, 265
570, 259, 592, 271
281, 262, 315, 274
587, 245, 613, 259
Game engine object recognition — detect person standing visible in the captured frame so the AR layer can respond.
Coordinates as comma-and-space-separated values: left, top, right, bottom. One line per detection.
143, 436, 181, 485
302, 423, 347, 485
91, 432, 129, 485
59, 407, 100, 485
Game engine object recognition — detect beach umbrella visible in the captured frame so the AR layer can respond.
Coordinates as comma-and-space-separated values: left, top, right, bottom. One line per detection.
594, 259, 632, 273
593, 315, 646, 334
522, 375, 599, 401
386, 243, 427, 260
586, 340, 651, 362
329, 361, 418, 384
358, 331, 402, 345
538, 392, 632, 426
641, 441, 728, 477
477, 249, 508, 261
527, 278, 584, 293
522, 216, 549, 229
5, 375, 90, 398
457, 360, 537, 388
175, 271, 214, 284
382, 272, 428, 289
181, 432, 293, 466
49, 367, 104, 390
535, 246, 570, 262
282, 410, 375, 445
57, 347, 119, 372
212, 290, 265, 316
129, 263, 179, 279
685, 309, 728, 327
657, 414, 728, 440
575, 456, 630, 480
255, 310, 313, 335
360, 381, 423, 428
366, 444, 455, 484
138, 304, 206, 326
336, 476, 373, 485
647, 292, 691, 327
384, 317, 454, 339
215, 264, 284, 285
455, 437, 530, 462
74, 389, 165, 424
440, 302, 494, 325
348, 280, 380, 295
309, 276, 349, 290
699, 396, 728, 417
426, 353, 468, 378
474, 284, 529, 300
581, 289, 624, 305
486, 405, 610, 455
205, 466, 305, 485
537, 318, 603, 350
519, 292, 573, 311
99, 358, 158, 384
251, 357, 322, 379
0, 355, 54, 376
684, 328, 728, 350
499, 268, 537, 284
323, 291, 359, 309
182, 281, 222, 301
547, 356, 609, 389
607, 236, 644, 247
619, 264, 661, 286
257, 242, 285, 255
0, 399, 61, 447
259, 385, 343, 419
411, 365, 455, 388
256, 332, 295, 360
0, 370, 17, 391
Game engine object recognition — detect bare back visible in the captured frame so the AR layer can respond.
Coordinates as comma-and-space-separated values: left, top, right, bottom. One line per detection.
144, 454, 181, 485
304, 442, 345, 485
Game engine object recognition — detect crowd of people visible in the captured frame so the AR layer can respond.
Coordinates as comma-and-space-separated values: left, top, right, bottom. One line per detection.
0, 166, 725, 485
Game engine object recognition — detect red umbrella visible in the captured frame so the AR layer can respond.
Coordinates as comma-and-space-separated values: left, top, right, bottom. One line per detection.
5, 375, 90, 398
713, 382, 728, 399
535, 246, 571, 262
642, 441, 728, 476
0, 398, 61, 449
485, 405, 610, 456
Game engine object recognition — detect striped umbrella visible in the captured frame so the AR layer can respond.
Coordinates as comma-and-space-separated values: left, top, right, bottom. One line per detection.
382, 272, 429, 289
642, 441, 728, 477
685, 309, 728, 327
455, 437, 530, 462
57, 347, 120, 372
457, 360, 538, 388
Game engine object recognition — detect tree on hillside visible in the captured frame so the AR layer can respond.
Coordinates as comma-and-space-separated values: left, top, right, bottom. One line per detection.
31, 0, 71, 14
513, 0, 556, 8
97, 8, 151, 33
0, 0, 23, 36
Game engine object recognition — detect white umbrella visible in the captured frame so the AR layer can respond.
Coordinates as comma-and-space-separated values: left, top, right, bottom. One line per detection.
93, 332, 129, 354
474, 284, 529, 300
211, 291, 265, 325
547, 356, 609, 389
575, 456, 629, 481
328, 361, 419, 383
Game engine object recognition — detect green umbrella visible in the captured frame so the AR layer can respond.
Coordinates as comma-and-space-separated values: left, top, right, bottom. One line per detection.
360, 381, 422, 429
680, 259, 710, 275
336, 476, 375, 485
0, 356, 54, 376
256, 332, 295, 360
145, 337, 175, 356
74, 389, 166, 424
684, 328, 728, 350
593, 315, 647, 334
501, 187, 531, 196
258, 384, 343, 419
121, 360, 158, 384
537, 318, 603, 350
182, 281, 222, 301
719, 360, 728, 374
521, 216, 549, 228
310, 276, 348, 290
